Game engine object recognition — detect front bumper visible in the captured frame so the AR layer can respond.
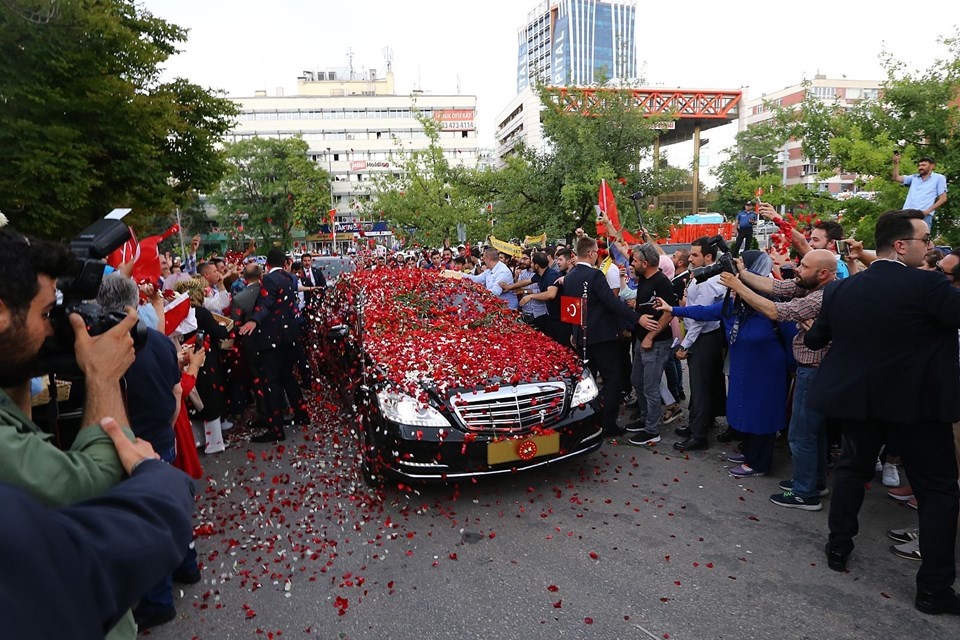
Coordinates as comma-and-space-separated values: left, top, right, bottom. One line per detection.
370, 401, 603, 482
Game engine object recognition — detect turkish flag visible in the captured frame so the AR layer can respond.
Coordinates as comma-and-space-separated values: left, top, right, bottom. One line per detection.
106, 224, 179, 284
596, 179, 620, 237
163, 292, 192, 337
596, 180, 640, 245
560, 295, 585, 326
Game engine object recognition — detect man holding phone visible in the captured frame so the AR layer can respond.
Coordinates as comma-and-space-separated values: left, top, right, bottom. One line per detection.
893, 152, 948, 230
759, 204, 852, 279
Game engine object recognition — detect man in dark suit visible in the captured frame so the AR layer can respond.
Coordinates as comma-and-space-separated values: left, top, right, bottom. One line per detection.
563, 237, 647, 436
806, 209, 960, 615
239, 249, 310, 442
300, 252, 327, 306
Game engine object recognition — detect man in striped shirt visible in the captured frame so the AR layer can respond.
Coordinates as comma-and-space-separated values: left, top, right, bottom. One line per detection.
721, 249, 838, 510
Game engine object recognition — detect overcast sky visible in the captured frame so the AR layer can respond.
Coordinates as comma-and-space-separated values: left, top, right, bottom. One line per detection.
147, 0, 955, 177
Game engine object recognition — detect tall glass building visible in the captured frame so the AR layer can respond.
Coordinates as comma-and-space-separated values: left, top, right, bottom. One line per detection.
517, 0, 637, 92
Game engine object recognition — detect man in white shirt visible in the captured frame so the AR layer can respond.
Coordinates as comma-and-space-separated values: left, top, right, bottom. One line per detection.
893, 153, 948, 229
198, 262, 230, 314
465, 248, 517, 310
674, 237, 727, 451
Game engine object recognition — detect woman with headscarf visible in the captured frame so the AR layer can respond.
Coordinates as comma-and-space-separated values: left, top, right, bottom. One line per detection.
174, 278, 230, 455
655, 250, 790, 477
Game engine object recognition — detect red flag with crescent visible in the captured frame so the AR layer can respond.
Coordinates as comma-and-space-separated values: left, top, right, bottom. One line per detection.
560, 295, 585, 326
162, 292, 191, 337
596, 180, 640, 244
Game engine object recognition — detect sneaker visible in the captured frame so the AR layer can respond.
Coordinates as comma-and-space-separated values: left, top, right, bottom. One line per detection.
891, 538, 922, 561
220, 419, 234, 431
887, 526, 919, 544
908, 496, 918, 510
728, 464, 765, 478
881, 462, 900, 487
624, 420, 647, 433
887, 486, 914, 501
770, 491, 822, 511
627, 429, 661, 446
662, 405, 683, 424
726, 453, 746, 464
778, 479, 829, 497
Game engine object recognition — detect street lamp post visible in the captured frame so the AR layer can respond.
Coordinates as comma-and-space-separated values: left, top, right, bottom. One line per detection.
750, 154, 774, 175
777, 148, 789, 215
326, 147, 335, 254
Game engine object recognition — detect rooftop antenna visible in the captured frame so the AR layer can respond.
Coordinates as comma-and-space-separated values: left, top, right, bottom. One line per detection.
457, 74, 461, 94
347, 47, 355, 80
382, 46, 393, 72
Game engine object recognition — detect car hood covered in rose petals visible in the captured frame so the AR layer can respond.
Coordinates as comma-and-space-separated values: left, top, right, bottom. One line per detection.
329, 268, 584, 395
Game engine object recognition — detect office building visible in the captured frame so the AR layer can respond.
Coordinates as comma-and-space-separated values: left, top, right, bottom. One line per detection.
517, 0, 637, 93
740, 75, 883, 194
226, 67, 478, 252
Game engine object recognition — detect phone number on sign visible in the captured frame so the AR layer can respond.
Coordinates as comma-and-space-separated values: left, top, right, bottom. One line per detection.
439, 121, 475, 131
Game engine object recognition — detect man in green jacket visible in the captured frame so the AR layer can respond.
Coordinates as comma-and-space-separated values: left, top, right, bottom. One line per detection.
0, 226, 151, 639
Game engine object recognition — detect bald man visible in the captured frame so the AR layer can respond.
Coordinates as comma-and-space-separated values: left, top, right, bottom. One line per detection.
721, 249, 838, 510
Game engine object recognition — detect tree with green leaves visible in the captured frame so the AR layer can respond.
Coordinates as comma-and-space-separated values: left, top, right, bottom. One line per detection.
714, 31, 960, 246
372, 112, 489, 247
211, 137, 330, 249
454, 84, 684, 242
0, 0, 237, 239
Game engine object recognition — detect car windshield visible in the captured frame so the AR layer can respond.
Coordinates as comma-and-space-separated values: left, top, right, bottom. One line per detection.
315, 257, 356, 284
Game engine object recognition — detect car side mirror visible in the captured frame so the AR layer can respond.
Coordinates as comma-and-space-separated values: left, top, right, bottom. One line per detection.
327, 324, 349, 340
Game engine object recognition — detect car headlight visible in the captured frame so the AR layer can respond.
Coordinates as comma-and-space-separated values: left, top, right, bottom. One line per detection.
376, 390, 450, 427
571, 371, 599, 405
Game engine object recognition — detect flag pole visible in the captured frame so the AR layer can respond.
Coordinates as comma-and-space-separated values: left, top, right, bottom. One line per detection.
581, 281, 589, 365
176, 207, 186, 260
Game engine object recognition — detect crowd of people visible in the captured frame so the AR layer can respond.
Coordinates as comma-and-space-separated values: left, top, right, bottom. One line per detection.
0, 149, 957, 634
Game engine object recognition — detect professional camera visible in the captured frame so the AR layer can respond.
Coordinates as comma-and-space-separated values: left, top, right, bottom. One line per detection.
40, 216, 148, 374
691, 235, 738, 283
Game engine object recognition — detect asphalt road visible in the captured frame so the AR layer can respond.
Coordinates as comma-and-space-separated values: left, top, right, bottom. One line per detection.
148, 400, 960, 640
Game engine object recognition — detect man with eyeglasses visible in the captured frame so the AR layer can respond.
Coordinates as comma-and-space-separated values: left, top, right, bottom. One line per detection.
893, 153, 948, 230
938, 248, 960, 283
806, 209, 960, 615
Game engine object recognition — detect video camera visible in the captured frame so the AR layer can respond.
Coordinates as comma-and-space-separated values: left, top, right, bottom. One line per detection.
40, 215, 148, 375
691, 235, 738, 283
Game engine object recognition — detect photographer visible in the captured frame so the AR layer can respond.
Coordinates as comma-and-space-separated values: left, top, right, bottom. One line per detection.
722, 249, 838, 510
672, 236, 728, 452
0, 227, 149, 640
655, 250, 790, 478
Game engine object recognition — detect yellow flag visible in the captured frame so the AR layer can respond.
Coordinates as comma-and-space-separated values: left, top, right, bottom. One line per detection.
488, 236, 523, 257
523, 232, 547, 247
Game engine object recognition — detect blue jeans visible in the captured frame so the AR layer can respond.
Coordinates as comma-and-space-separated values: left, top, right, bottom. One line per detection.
137, 446, 199, 613
631, 340, 673, 435
924, 213, 933, 229
788, 366, 828, 498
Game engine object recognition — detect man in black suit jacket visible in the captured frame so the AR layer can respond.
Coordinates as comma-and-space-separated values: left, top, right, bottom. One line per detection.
563, 237, 647, 436
300, 252, 327, 306
239, 249, 309, 442
806, 209, 960, 615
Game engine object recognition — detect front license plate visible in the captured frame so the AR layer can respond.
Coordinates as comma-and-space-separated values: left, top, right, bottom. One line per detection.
487, 433, 560, 465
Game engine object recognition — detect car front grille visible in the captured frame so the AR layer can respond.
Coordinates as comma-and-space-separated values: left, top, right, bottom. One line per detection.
450, 382, 567, 434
